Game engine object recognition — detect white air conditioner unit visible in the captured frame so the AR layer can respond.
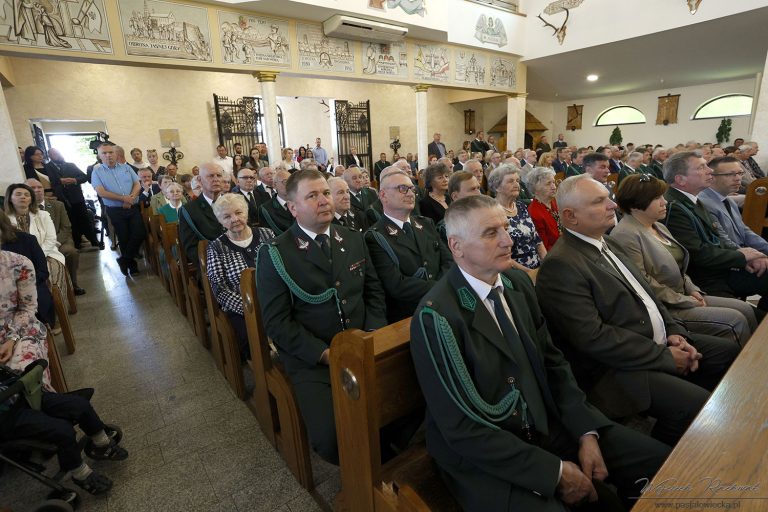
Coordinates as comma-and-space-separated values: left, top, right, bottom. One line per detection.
323, 15, 408, 44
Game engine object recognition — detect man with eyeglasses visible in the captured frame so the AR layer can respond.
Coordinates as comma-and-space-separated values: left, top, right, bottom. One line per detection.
663, 152, 768, 312
232, 167, 262, 226
365, 170, 453, 323
699, 156, 768, 256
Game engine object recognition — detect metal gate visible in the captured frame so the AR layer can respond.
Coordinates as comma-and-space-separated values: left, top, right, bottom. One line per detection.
213, 94, 285, 156
335, 100, 372, 171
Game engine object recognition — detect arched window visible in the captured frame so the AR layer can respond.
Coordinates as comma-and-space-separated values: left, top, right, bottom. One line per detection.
692, 94, 753, 120
594, 106, 646, 126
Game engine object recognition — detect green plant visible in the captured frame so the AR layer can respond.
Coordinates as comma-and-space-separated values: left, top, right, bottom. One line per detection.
609, 126, 623, 146
716, 118, 732, 145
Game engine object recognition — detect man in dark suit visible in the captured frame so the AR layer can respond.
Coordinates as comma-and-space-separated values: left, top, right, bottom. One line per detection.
373, 153, 390, 182
617, 152, 643, 185
427, 132, 447, 159
608, 147, 624, 174
411, 195, 670, 511
536, 175, 738, 446
343, 167, 377, 213
328, 177, 367, 232
345, 147, 363, 168
257, 169, 387, 464
27, 179, 85, 295
137, 169, 162, 209
230, 166, 262, 226
259, 169, 294, 234
178, 162, 226, 270
453, 149, 468, 171
566, 148, 587, 177
256, 166, 276, 200
552, 147, 569, 173
470, 131, 490, 155
366, 170, 452, 322
662, 151, 768, 311
46, 148, 101, 250
552, 133, 568, 149
649, 148, 668, 180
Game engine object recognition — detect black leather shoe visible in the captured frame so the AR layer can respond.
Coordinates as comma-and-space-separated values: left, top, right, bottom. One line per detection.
74, 287, 86, 296
117, 258, 128, 276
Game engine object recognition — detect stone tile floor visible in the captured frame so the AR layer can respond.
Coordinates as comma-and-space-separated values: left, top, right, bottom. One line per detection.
0, 250, 339, 512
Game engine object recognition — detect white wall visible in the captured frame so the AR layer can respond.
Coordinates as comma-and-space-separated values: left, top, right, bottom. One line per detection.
522, 0, 768, 60
539, 78, 757, 148
277, 96, 333, 152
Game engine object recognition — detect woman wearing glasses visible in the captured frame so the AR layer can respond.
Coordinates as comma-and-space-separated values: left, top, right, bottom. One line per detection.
610, 173, 756, 345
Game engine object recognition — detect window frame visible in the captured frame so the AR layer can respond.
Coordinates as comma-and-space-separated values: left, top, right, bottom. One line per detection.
594, 105, 647, 127
691, 94, 753, 120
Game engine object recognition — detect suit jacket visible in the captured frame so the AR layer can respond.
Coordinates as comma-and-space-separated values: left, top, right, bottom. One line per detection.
617, 166, 641, 185
565, 163, 583, 177
649, 161, 665, 180
256, 223, 387, 383
3, 231, 55, 326
345, 154, 363, 168
609, 215, 701, 309
373, 160, 390, 180
231, 186, 263, 226
536, 231, 686, 418
149, 192, 167, 215
411, 266, 611, 509
138, 184, 162, 208
552, 140, 568, 149
470, 139, 490, 155
40, 199, 74, 248
699, 187, 768, 255
662, 187, 746, 293
259, 196, 294, 235
349, 187, 377, 212
331, 209, 367, 232
45, 160, 87, 205
178, 195, 225, 268
552, 159, 568, 173
609, 159, 623, 174
453, 161, 464, 172
427, 141, 446, 158
365, 214, 452, 322
255, 183, 274, 203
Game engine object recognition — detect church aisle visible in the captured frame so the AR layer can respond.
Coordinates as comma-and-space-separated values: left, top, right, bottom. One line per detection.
0, 250, 337, 512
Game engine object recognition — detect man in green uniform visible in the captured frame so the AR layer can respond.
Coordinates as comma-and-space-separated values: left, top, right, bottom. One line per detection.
366, 170, 453, 323
256, 169, 387, 464
259, 168, 294, 234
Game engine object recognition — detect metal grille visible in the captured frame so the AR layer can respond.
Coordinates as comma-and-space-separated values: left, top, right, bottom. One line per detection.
213, 94, 285, 155
335, 100, 372, 171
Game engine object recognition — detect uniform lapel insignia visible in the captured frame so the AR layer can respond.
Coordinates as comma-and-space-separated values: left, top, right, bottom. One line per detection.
501, 274, 514, 290
296, 237, 310, 251
386, 225, 398, 236
334, 230, 344, 244
413, 219, 423, 230
458, 287, 476, 312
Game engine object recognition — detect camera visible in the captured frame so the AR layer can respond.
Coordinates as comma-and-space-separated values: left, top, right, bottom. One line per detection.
89, 131, 110, 153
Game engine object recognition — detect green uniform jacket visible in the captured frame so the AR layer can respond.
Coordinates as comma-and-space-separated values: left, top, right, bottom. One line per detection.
662, 187, 746, 292
256, 222, 387, 383
349, 187, 378, 212
259, 196, 295, 235
411, 265, 611, 510
365, 214, 453, 322
565, 163, 583, 177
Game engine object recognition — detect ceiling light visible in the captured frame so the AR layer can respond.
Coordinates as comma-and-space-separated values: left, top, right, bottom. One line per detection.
587, 74, 599, 82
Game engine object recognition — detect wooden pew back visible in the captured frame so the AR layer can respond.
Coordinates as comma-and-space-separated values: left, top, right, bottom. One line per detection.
741, 176, 768, 234
331, 320, 459, 512
158, 218, 186, 315
177, 231, 208, 347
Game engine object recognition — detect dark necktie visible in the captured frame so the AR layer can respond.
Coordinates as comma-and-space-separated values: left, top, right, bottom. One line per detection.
247, 191, 256, 208
723, 197, 735, 218
486, 287, 554, 432
315, 234, 331, 261
403, 221, 415, 242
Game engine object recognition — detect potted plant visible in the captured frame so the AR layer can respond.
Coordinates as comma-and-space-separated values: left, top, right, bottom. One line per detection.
716, 118, 732, 145
609, 126, 623, 146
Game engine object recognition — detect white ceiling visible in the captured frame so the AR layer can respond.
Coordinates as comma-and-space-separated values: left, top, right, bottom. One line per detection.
523, 7, 768, 101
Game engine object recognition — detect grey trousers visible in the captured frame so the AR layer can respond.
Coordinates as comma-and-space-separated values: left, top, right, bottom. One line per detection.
670, 295, 758, 346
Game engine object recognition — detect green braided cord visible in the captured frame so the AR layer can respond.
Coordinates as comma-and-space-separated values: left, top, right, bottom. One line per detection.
260, 207, 283, 235
371, 230, 429, 280
419, 307, 527, 431
263, 244, 340, 308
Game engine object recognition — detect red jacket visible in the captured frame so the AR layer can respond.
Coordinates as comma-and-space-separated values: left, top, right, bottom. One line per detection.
528, 199, 561, 251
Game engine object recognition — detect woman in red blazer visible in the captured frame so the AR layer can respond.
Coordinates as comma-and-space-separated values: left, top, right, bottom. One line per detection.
526, 167, 562, 250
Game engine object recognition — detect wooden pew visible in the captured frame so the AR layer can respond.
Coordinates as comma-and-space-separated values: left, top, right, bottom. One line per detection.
555, 171, 565, 185
198, 240, 247, 400
45, 327, 68, 393
150, 214, 171, 293
240, 268, 315, 491
51, 284, 75, 355
139, 204, 158, 276
330, 319, 460, 512
606, 172, 619, 190
177, 234, 208, 347
741, 176, 768, 234
632, 317, 768, 511
158, 217, 187, 316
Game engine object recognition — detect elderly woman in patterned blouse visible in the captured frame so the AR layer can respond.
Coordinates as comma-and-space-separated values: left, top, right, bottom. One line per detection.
487, 164, 546, 281
206, 193, 274, 361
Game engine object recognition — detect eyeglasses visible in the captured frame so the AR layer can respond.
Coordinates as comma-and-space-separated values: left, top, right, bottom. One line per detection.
239, 175, 257, 180
711, 172, 745, 177
389, 184, 417, 195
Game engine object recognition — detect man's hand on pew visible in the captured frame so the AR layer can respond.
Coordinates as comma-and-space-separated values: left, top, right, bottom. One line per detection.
557, 461, 598, 506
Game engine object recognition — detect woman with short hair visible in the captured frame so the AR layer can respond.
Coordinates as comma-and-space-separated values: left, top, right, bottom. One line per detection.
611, 173, 756, 345
526, 167, 562, 250
207, 193, 275, 360
145, 149, 165, 180
488, 165, 546, 276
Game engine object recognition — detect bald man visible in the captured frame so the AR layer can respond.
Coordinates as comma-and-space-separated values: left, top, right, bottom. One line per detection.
178, 162, 226, 269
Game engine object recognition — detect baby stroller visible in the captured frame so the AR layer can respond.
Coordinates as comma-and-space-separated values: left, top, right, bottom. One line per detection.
0, 361, 123, 511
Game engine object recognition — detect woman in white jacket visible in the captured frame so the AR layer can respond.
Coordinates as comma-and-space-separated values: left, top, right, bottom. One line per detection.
5, 183, 68, 300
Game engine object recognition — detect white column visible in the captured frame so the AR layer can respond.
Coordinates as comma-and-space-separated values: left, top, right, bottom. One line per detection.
253, 71, 281, 165
750, 51, 768, 170
0, 85, 23, 194
415, 84, 430, 171
506, 92, 527, 151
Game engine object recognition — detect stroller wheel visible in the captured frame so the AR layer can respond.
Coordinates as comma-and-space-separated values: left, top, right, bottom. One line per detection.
33, 498, 75, 512
46, 489, 80, 509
